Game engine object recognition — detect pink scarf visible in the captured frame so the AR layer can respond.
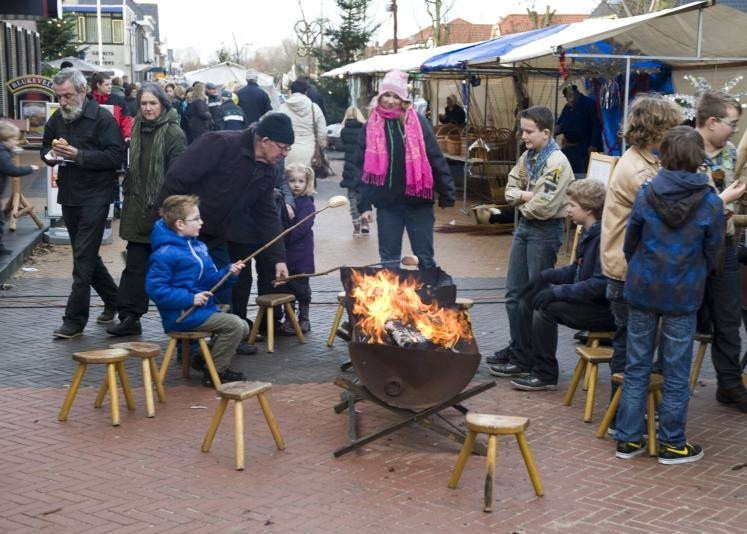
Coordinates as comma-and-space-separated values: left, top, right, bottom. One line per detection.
363, 105, 434, 200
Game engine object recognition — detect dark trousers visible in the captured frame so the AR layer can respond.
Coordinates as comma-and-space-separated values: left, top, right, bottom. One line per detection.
285, 278, 311, 307
704, 240, 744, 389
227, 241, 283, 328
511, 299, 615, 384
61, 204, 118, 329
606, 278, 628, 375
208, 242, 233, 307
376, 203, 436, 269
116, 241, 151, 319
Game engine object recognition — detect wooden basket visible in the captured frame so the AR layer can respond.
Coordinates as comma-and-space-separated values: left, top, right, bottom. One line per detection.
460, 126, 479, 157
445, 128, 464, 155
436, 124, 459, 154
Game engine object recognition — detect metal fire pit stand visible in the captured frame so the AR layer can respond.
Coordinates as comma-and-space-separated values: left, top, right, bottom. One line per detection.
332, 376, 496, 458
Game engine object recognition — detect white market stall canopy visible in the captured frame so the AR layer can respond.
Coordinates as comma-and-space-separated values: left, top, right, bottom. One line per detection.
184, 61, 281, 108
321, 43, 474, 77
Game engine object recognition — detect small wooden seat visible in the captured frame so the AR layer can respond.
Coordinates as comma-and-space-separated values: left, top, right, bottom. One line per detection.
455, 297, 474, 323
248, 293, 304, 352
586, 331, 615, 348
690, 333, 712, 392
448, 413, 543, 512
597, 373, 664, 457
110, 342, 166, 417
563, 346, 613, 423
201, 381, 285, 470
59, 348, 134, 426
158, 331, 220, 389
327, 291, 347, 347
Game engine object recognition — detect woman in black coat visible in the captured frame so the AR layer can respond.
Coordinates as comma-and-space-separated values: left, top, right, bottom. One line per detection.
340, 106, 368, 236
186, 82, 212, 144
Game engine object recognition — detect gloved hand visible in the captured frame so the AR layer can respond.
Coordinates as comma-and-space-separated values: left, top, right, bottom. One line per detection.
517, 275, 546, 300
738, 246, 747, 265
532, 287, 557, 310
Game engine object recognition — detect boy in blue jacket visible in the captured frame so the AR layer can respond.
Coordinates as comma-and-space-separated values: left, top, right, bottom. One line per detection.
146, 195, 249, 387
615, 126, 724, 464
491, 179, 614, 390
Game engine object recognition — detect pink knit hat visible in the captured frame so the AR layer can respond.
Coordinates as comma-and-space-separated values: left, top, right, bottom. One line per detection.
378, 69, 410, 102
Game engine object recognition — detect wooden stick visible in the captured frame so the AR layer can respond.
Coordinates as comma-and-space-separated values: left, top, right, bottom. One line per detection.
176, 202, 339, 323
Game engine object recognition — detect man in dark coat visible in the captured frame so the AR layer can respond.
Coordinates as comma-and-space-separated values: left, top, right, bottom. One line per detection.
155, 112, 293, 285
41, 68, 124, 338
236, 69, 272, 125
555, 85, 602, 176
205, 82, 222, 129
215, 90, 247, 131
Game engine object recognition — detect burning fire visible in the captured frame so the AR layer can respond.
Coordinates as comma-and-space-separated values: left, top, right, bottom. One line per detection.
350, 269, 473, 348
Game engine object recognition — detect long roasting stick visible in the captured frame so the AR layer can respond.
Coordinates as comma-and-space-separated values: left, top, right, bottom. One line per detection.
272, 255, 419, 285
176, 195, 349, 323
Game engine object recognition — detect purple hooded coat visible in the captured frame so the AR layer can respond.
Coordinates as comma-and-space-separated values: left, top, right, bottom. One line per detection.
284, 195, 315, 275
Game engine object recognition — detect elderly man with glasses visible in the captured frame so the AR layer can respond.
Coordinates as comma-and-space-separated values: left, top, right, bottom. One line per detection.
41, 68, 125, 339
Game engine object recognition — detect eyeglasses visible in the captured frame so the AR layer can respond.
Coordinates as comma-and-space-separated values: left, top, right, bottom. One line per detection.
270, 140, 292, 154
715, 117, 740, 130
183, 216, 202, 223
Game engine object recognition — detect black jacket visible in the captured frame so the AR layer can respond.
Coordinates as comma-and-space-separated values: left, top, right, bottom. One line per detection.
541, 220, 607, 304
155, 127, 285, 262
215, 101, 246, 131
186, 99, 212, 143
41, 97, 125, 206
236, 82, 272, 125
349, 113, 455, 213
340, 118, 363, 189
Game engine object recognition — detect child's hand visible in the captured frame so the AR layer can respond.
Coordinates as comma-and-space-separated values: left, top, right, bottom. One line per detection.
286, 203, 295, 220
31, 165, 40, 171
229, 261, 245, 276
193, 291, 213, 306
721, 180, 747, 204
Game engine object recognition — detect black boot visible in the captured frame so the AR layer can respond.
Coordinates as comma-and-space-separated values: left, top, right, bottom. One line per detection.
106, 315, 142, 336
298, 302, 311, 333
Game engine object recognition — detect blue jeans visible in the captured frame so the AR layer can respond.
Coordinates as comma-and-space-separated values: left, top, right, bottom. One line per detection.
615, 307, 696, 447
505, 218, 564, 359
376, 204, 436, 269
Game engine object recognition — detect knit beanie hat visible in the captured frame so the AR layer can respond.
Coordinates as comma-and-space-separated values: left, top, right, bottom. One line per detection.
256, 112, 295, 145
246, 69, 259, 82
378, 69, 410, 102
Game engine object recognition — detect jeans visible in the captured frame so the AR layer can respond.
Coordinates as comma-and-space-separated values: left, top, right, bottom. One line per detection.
606, 279, 628, 375
615, 307, 696, 447
208, 242, 232, 308
505, 217, 564, 360
512, 299, 615, 383
703, 240, 743, 389
61, 204, 119, 329
116, 241, 151, 319
195, 312, 249, 372
376, 203, 436, 269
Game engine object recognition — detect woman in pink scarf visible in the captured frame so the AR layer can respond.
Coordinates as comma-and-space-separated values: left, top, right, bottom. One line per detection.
353, 70, 455, 269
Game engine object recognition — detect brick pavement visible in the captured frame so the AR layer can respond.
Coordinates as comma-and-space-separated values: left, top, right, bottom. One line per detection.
0, 160, 745, 532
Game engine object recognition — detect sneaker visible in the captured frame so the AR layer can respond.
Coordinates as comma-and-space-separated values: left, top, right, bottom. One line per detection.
106, 316, 142, 336
202, 368, 245, 387
489, 363, 529, 378
486, 346, 513, 365
658, 442, 704, 465
615, 439, 647, 459
715, 386, 747, 413
511, 374, 557, 391
96, 308, 116, 324
236, 342, 258, 355
53, 323, 83, 339
277, 320, 299, 336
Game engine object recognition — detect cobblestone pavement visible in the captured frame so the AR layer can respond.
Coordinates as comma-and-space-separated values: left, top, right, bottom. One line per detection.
0, 156, 745, 533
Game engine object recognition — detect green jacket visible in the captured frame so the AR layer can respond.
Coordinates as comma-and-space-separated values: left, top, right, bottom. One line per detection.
120, 109, 186, 243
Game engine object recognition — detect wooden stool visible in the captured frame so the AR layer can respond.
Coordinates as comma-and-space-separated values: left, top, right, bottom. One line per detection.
597, 373, 663, 456
158, 331, 221, 388
689, 333, 712, 392
201, 381, 285, 470
327, 291, 347, 347
110, 342, 166, 417
248, 293, 305, 353
563, 346, 613, 423
582, 331, 615, 390
455, 297, 474, 323
448, 413, 543, 512
58, 349, 134, 426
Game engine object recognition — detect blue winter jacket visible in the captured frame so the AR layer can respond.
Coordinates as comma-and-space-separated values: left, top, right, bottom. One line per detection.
145, 218, 236, 332
623, 168, 724, 315
541, 220, 607, 304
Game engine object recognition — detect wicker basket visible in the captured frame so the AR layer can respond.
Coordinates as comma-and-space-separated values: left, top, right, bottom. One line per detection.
436, 124, 459, 154
445, 128, 463, 155
460, 126, 479, 157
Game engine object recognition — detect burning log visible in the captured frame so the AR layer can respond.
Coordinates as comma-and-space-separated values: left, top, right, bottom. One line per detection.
384, 320, 429, 349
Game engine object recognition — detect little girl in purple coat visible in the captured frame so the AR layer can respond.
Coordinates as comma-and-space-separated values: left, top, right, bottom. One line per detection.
278, 163, 315, 334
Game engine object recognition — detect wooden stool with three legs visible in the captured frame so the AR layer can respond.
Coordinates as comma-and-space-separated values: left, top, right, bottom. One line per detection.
110, 342, 166, 417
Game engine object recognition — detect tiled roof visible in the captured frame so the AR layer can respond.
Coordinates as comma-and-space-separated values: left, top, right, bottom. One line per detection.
379, 18, 494, 52
496, 14, 588, 35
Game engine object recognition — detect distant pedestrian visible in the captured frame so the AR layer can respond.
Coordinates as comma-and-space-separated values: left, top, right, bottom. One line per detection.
205, 82, 222, 128
90, 72, 133, 141
279, 79, 326, 168
237, 69, 272, 125
215, 90, 246, 131
340, 106, 368, 236
186, 82, 212, 143
41, 68, 124, 339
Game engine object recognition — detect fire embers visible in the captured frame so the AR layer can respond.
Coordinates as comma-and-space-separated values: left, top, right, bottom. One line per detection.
349, 269, 473, 350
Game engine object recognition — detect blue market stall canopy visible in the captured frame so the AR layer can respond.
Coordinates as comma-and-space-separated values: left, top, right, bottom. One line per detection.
421, 25, 567, 72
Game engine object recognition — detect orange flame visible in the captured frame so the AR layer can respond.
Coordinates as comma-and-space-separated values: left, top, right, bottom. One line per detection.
349, 269, 473, 348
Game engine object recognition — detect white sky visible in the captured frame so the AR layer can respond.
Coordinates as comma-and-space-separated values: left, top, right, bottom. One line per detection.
155, 0, 600, 62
